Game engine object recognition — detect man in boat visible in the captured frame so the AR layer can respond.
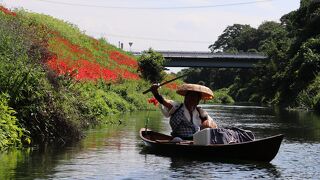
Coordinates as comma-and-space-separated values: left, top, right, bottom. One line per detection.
151, 83, 218, 140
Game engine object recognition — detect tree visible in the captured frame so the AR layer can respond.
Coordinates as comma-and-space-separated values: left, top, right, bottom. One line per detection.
209, 24, 258, 52
203, 1, 320, 111
138, 48, 166, 83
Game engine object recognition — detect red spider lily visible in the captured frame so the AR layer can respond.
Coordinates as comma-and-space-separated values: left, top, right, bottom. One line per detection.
47, 33, 140, 82
122, 70, 139, 80
109, 50, 138, 68
74, 59, 102, 80
0, 6, 16, 16
164, 82, 178, 90
52, 37, 94, 60
47, 56, 75, 76
115, 68, 140, 80
101, 68, 118, 81
148, 97, 159, 106
46, 56, 140, 82
50, 30, 61, 36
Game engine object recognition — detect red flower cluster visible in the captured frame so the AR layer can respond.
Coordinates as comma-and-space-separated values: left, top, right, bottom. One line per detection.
47, 57, 115, 81
46, 56, 140, 81
0, 6, 16, 16
118, 68, 140, 80
148, 97, 159, 106
74, 59, 118, 81
47, 56, 74, 75
165, 82, 178, 90
109, 51, 138, 68
53, 37, 94, 60
47, 34, 140, 82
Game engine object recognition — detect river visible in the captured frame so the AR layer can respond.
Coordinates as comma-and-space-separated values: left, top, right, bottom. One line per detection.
0, 104, 319, 179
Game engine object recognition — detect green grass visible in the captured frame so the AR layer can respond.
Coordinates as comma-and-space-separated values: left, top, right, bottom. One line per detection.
0, 7, 181, 150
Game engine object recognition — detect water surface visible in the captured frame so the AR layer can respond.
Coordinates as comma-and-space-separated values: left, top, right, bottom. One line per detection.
0, 104, 319, 179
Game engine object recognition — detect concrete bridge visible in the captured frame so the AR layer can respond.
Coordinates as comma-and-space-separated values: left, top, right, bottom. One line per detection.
134, 51, 268, 68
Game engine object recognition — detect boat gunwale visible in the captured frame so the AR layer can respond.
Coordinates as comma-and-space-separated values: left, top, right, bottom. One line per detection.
139, 128, 284, 147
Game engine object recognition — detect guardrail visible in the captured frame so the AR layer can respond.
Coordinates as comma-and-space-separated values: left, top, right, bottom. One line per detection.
133, 50, 267, 59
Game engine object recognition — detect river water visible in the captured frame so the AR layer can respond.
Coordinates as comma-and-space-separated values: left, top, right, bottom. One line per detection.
0, 104, 319, 179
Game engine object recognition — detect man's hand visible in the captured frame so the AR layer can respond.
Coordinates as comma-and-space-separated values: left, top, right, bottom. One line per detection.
201, 120, 217, 129
150, 83, 160, 95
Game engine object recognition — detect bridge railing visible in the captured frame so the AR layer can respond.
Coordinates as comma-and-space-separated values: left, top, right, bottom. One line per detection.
133, 50, 266, 59
156, 51, 267, 59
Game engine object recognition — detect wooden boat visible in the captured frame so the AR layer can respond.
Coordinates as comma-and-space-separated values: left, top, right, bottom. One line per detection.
140, 128, 284, 162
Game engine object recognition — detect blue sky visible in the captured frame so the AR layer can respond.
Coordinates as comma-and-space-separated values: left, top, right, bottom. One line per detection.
2, 0, 300, 52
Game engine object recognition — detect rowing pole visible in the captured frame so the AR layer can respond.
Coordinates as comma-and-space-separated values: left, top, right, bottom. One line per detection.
142, 74, 187, 94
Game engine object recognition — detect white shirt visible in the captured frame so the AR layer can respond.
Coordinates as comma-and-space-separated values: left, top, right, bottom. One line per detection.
160, 101, 213, 127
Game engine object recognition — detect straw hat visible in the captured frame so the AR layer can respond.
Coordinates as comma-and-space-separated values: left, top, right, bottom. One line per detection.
176, 83, 214, 100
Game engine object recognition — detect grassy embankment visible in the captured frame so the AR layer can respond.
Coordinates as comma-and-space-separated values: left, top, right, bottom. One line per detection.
0, 6, 182, 150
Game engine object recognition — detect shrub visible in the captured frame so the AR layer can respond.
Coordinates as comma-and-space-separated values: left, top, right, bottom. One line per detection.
0, 93, 28, 150
138, 48, 166, 83
296, 75, 320, 110
206, 88, 235, 104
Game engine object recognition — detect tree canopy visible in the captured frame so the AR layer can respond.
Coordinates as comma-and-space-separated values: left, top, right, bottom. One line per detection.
198, 0, 320, 111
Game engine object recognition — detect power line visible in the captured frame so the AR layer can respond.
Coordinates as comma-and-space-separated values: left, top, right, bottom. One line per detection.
34, 0, 275, 10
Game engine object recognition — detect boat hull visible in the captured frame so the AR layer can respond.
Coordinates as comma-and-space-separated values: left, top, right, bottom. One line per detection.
140, 128, 283, 162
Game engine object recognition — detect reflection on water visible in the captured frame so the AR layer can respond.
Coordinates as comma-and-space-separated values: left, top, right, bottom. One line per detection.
0, 105, 319, 179
168, 157, 282, 179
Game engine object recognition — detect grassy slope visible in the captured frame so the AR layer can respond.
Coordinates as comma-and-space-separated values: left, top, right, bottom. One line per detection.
0, 6, 181, 149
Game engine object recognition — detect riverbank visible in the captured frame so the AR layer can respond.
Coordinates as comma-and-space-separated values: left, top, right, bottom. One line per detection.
0, 6, 182, 150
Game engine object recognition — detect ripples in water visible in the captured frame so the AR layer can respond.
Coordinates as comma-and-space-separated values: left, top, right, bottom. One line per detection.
0, 104, 319, 179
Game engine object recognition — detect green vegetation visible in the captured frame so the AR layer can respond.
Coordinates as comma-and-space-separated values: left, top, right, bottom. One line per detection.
138, 48, 167, 83
0, 6, 180, 150
207, 88, 235, 104
0, 94, 27, 149
5, 1, 317, 151
296, 75, 320, 111
186, 0, 320, 111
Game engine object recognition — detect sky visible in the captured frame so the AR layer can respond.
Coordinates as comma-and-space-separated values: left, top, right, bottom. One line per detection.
1, 0, 300, 52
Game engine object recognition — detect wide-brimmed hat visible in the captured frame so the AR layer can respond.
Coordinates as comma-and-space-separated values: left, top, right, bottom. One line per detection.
176, 83, 214, 100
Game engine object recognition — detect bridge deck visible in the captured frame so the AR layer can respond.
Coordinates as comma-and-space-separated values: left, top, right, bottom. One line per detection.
134, 51, 268, 68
